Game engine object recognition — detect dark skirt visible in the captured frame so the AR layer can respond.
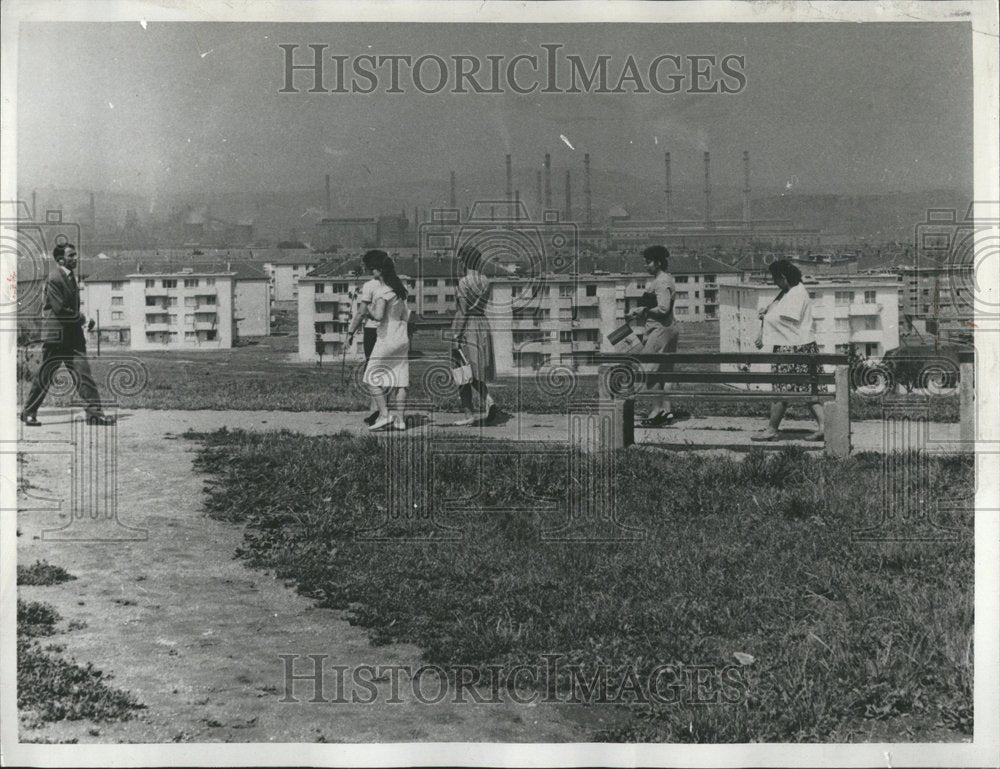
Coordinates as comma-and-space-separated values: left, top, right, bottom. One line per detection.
772, 341, 828, 396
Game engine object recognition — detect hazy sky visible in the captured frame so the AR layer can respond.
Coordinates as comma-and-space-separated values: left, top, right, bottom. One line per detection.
17, 21, 973, 199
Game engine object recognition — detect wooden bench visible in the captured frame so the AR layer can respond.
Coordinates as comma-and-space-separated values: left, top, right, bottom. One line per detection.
596, 352, 852, 457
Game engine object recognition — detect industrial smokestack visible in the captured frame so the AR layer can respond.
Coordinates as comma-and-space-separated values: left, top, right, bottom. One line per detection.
89, 192, 96, 235
325, 175, 331, 219
450, 171, 457, 208
505, 154, 513, 200
564, 170, 572, 222
703, 152, 711, 228
32, 190, 37, 220
515, 189, 521, 220
544, 153, 552, 211
584, 153, 592, 227
536, 170, 543, 216
742, 150, 751, 226
664, 152, 672, 224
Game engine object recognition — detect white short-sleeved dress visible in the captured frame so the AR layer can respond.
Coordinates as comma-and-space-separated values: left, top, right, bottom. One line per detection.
362, 285, 410, 389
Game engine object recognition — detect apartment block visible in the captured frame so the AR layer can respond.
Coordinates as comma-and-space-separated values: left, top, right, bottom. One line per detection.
718, 276, 901, 385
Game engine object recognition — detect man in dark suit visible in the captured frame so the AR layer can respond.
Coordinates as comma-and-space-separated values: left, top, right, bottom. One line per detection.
20, 242, 115, 426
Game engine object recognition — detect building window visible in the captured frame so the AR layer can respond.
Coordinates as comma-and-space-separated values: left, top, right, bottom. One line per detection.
206, 278, 215, 286
168, 296, 178, 306
424, 294, 437, 303
145, 279, 155, 288
585, 285, 597, 297
694, 306, 699, 314
424, 279, 438, 287
445, 294, 455, 303
407, 295, 416, 303
145, 296, 157, 306
184, 278, 199, 288
315, 283, 325, 293
835, 291, 854, 305
864, 290, 877, 304
835, 318, 849, 331
559, 285, 574, 298
676, 306, 688, 315
635, 281, 646, 290
559, 330, 572, 343
162, 279, 177, 288
676, 291, 688, 300
445, 279, 457, 287
694, 291, 700, 299
862, 315, 878, 330
704, 275, 716, 284
676, 276, 688, 284
206, 330, 217, 341
865, 343, 879, 357
204, 295, 216, 305
111, 296, 124, 306
111, 311, 123, 321
184, 296, 197, 307
111, 281, 125, 290
185, 331, 197, 340
835, 343, 851, 354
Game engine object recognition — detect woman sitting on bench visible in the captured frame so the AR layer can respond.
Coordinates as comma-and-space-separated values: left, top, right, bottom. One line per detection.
751, 259, 826, 442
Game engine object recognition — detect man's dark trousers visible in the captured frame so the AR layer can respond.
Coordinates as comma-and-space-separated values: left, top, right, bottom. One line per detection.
24, 328, 103, 417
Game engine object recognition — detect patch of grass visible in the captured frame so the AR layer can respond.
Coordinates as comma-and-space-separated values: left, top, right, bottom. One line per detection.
17, 600, 144, 727
189, 430, 973, 742
18, 560, 78, 586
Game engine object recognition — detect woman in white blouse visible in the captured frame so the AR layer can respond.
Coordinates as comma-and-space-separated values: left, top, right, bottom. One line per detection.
751, 260, 826, 442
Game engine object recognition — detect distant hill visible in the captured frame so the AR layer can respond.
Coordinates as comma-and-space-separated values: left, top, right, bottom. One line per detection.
18, 180, 972, 247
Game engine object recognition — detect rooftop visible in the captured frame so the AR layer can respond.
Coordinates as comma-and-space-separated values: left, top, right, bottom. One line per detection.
81, 258, 268, 282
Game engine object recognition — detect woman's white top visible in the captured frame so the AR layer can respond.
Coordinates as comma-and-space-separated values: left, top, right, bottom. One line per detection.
761, 283, 815, 348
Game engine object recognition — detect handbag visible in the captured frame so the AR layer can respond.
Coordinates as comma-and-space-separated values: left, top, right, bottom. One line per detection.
607, 322, 642, 353
451, 348, 473, 386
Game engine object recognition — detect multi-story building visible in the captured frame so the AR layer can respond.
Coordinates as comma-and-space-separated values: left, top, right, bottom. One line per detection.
718, 276, 901, 377
79, 260, 269, 349
899, 266, 975, 341
253, 249, 329, 302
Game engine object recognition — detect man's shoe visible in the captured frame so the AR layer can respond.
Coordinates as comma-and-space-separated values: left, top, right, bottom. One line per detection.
86, 413, 116, 426
363, 410, 380, 426
20, 413, 40, 427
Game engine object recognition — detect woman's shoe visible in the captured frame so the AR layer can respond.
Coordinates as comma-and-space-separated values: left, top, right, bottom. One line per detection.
484, 404, 504, 425
369, 415, 394, 432
640, 411, 674, 428
363, 410, 380, 426
452, 415, 477, 426
750, 429, 780, 442
393, 416, 407, 432
804, 431, 824, 442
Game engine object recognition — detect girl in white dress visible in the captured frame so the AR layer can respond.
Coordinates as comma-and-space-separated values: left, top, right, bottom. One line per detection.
358, 256, 410, 432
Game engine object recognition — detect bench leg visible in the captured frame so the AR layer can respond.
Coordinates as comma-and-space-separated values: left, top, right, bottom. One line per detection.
824, 364, 851, 459
959, 360, 975, 447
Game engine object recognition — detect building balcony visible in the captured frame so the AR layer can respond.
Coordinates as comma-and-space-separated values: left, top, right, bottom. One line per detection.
144, 288, 170, 296
848, 303, 882, 316
145, 322, 171, 332
320, 332, 346, 343
193, 321, 217, 331
192, 288, 217, 297
850, 329, 884, 343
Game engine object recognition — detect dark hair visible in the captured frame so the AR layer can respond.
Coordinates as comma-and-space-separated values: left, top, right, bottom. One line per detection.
768, 259, 803, 288
457, 244, 483, 271
53, 242, 76, 261
362, 249, 387, 271
378, 256, 408, 301
642, 245, 670, 269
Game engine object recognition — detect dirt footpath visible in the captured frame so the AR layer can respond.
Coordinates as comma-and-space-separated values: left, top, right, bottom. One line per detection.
16, 409, 615, 743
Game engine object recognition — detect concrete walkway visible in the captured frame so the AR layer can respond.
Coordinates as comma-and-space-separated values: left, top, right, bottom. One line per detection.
20, 406, 966, 455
